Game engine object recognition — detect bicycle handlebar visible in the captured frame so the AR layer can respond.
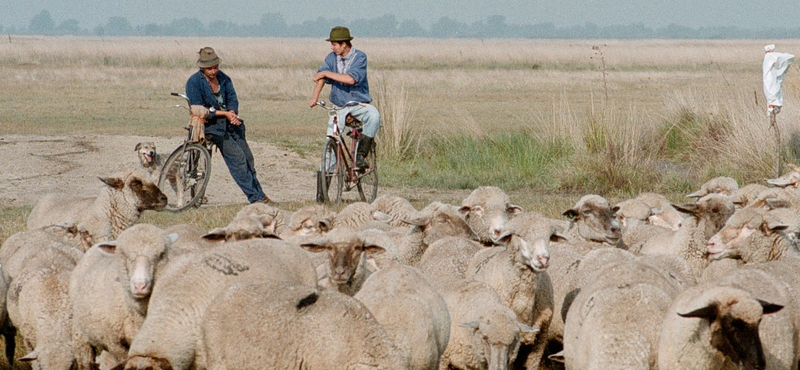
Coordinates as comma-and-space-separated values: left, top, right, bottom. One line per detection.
315, 100, 361, 112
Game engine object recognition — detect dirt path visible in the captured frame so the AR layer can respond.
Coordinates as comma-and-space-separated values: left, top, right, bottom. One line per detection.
0, 134, 320, 208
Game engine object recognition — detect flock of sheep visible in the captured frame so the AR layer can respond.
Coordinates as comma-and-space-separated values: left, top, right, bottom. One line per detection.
5, 159, 800, 370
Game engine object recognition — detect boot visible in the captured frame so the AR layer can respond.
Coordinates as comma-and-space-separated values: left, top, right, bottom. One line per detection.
355, 135, 374, 169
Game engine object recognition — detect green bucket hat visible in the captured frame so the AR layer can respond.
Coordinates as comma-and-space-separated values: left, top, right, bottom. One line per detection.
196, 47, 221, 68
326, 26, 354, 42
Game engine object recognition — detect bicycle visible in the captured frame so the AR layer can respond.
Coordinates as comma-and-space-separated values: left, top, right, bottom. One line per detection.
315, 101, 378, 204
158, 92, 214, 212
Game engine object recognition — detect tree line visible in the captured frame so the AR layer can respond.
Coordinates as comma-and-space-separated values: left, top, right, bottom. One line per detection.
7, 10, 800, 39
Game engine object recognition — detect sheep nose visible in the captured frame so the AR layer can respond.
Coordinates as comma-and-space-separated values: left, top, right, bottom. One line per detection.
537, 255, 550, 268
492, 227, 503, 238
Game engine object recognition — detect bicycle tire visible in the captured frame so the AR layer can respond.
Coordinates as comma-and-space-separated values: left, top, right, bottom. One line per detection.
356, 144, 378, 202
158, 143, 212, 212
320, 138, 344, 204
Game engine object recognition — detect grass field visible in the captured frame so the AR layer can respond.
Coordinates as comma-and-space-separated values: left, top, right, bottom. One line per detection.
3, 36, 800, 239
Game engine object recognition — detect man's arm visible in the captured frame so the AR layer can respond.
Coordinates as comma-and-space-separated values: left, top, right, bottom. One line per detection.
313, 70, 355, 85
308, 79, 326, 108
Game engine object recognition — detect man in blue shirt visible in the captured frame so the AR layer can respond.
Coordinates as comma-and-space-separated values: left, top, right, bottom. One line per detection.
308, 26, 381, 169
186, 47, 271, 204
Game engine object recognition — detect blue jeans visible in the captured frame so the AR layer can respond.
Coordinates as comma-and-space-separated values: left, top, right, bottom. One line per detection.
206, 123, 265, 203
326, 104, 382, 138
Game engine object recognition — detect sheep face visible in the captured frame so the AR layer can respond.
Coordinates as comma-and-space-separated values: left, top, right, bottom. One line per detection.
459, 187, 523, 244
202, 215, 278, 242
678, 291, 782, 370
687, 176, 739, 198
707, 207, 797, 262
100, 171, 168, 212
280, 205, 334, 239
614, 199, 652, 231
98, 224, 176, 299
563, 195, 621, 245
459, 310, 537, 370
300, 229, 385, 285
497, 214, 562, 272
675, 194, 735, 240
409, 204, 477, 245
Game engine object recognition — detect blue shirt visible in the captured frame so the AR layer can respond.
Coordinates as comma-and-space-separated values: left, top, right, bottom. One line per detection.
186, 70, 239, 136
317, 49, 372, 106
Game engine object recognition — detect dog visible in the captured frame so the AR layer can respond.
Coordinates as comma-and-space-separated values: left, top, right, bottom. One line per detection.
134, 142, 166, 181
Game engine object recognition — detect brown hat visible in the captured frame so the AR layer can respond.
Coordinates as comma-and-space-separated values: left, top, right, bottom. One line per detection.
326, 26, 354, 42
196, 47, 221, 68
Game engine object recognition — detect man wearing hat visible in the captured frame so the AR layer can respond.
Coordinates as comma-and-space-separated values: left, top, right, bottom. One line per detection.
308, 26, 381, 169
186, 46, 272, 204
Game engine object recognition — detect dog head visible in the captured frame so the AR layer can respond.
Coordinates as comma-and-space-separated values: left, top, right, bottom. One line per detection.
135, 142, 158, 168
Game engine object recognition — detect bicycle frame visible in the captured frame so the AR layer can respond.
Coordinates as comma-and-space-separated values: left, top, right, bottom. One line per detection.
324, 103, 373, 186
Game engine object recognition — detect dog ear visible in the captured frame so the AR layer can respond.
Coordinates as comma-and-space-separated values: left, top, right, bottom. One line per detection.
134, 142, 142, 151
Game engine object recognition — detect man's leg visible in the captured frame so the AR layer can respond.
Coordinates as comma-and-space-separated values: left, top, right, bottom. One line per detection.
209, 131, 266, 203
349, 105, 381, 168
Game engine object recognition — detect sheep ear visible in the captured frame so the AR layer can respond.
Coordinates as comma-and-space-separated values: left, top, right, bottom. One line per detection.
458, 205, 471, 216
507, 204, 524, 215
686, 190, 704, 199
402, 213, 431, 227
757, 299, 784, 315
318, 218, 333, 233
765, 198, 791, 210
765, 220, 789, 233
495, 230, 514, 245
97, 242, 117, 254
299, 240, 330, 253
550, 232, 568, 243
518, 323, 539, 334
167, 233, 179, 245
360, 244, 386, 256
457, 321, 480, 330
548, 351, 565, 363
678, 304, 717, 319
99, 176, 125, 189
672, 203, 699, 216
371, 210, 393, 223
562, 209, 579, 220
18, 350, 37, 361
202, 228, 229, 241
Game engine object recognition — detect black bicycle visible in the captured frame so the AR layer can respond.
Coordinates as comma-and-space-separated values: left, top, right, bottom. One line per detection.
315, 101, 378, 204
158, 92, 213, 212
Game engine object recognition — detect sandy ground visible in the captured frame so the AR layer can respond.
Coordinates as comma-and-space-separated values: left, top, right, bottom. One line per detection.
0, 134, 320, 208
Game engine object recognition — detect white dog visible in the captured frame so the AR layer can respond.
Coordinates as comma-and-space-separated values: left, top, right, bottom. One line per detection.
134, 142, 166, 181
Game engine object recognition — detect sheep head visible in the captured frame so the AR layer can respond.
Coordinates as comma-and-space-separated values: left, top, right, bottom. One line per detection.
459, 306, 538, 370
674, 193, 735, 240
99, 169, 168, 212
300, 228, 386, 285
495, 212, 563, 272
707, 207, 799, 263
459, 186, 523, 245
678, 288, 782, 370
202, 214, 280, 242
280, 204, 335, 240
563, 194, 621, 245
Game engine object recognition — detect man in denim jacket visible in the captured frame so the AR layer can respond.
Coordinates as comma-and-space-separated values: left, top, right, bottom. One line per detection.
186, 47, 271, 204
308, 26, 381, 169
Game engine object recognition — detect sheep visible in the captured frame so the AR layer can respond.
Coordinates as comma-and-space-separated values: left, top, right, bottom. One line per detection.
354, 265, 451, 370
438, 279, 538, 370
26, 168, 168, 250
162, 223, 217, 255
372, 194, 420, 227
200, 203, 334, 243
706, 206, 800, 263
614, 198, 653, 232
557, 194, 622, 253
561, 250, 693, 370
637, 193, 735, 278
333, 201, 393, 229
458, 186, 523, 245
277, 203, 336, 240
687, 176, 739, 199
765, 164, 800, 189
634, 192, 684, 230
659, 267, 792, 370
466, 212, 563, 370
732, 183, 770, 208
2, 229, 84, 369
121, 239, 318, 370
134, 142, 167, 181
299, 227, 393, 296
417, 236, 483, 292
70, 224, 178, 370
388, 201, 477, 267
199, 279, 409, 370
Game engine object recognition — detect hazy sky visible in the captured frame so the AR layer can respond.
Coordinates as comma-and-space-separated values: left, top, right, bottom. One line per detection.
2, 0, 798, 31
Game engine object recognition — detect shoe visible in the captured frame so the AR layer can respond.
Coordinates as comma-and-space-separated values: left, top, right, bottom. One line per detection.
355, 136, 374, 169
256, 196, 275, 205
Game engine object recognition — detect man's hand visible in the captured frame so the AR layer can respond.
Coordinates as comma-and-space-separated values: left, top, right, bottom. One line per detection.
313, 71, 328, 82
308, 98, 318, 108
224, 110, 241, 126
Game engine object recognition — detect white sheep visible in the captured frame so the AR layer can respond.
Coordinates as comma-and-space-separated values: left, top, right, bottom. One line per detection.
70, 224, 178, 369
687, 176, 739, 199
659, 267, 791, 370
299, 227, 393, 296
333, 201, 393, 229
731, 183, 769, 208
121, 239, 318, 370
199, 279, 409, 370
26, 168, 168, 250
417, 236, 483, 292
1, 229, 84, 369
354, 265, 451, 370
707, 206, 800, 263
458, 186, 523, 244
634, 192, 684, 230
636, 193, 735, 278
561, 249, 694, 369
559, 194, 622, 252
372, 194, 420, 227
466, 211, 562, 370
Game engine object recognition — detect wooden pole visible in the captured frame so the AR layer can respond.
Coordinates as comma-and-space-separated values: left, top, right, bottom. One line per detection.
770, 111, 781, 177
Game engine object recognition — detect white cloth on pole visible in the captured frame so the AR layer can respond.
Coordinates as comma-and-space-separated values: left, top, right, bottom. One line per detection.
763, 50, 795, 111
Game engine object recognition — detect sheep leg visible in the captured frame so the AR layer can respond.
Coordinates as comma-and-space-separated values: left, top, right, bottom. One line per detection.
2, 324, 15, 367
72, 326, 96, 370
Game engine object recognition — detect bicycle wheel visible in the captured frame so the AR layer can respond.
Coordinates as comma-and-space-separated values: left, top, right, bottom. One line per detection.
320, 138, 344, 204
158, 143, 212, 212
356, 144, 378, 202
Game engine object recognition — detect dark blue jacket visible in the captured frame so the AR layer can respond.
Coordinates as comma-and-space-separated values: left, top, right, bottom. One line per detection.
185, 70, 239, 136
